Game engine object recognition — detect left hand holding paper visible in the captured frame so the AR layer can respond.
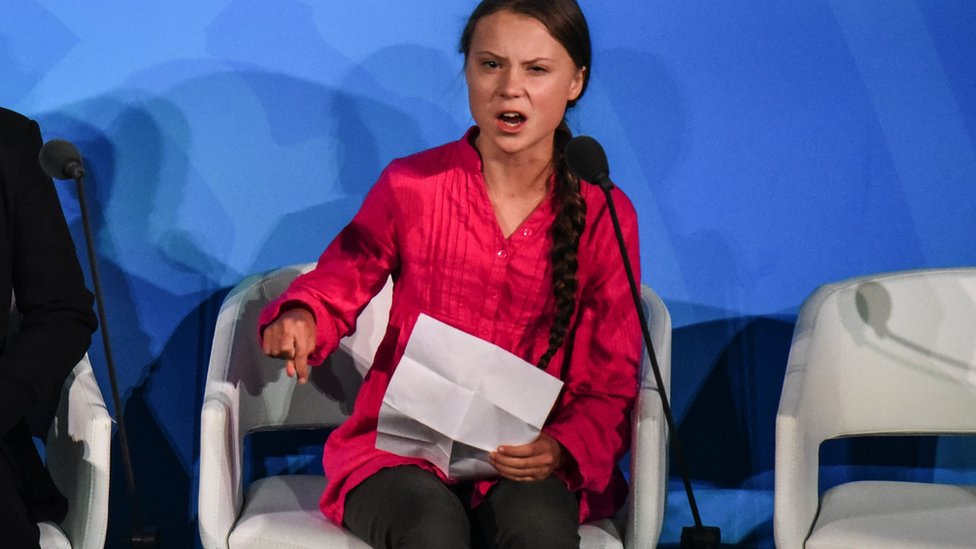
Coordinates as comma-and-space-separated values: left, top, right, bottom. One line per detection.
490, 431, 565, 481
376, 314, 564, 480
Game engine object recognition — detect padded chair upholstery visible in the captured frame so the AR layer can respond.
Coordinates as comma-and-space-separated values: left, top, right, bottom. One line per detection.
199, 263, 670, 548
39, 355, 112, 549
775, 268, 976, 548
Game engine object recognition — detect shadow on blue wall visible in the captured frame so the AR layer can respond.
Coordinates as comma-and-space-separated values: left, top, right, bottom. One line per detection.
108, 290, 228, 548
667, 315, 795, 547
38, 58, 454, 546
37, 109, 219, 547
676, 316, 795, 483
248, 80, 433, 270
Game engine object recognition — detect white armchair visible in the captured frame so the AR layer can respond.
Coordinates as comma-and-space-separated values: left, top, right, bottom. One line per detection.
198, 263, 670, 549
39, 355, 112, 549
775, 268, 976, 548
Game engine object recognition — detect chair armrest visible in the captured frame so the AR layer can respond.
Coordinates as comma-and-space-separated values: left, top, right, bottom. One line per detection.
625, 385, 668, 549
624, 285, 671, 549
774, 402, 822, 549
774, 284, 837, 549
199, 286, 253, 549
199, 388, 244, 549
46, 356, 112, 549
775, 343, 838, 549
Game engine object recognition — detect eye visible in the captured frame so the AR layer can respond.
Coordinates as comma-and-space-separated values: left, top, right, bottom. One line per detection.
481, 59, 500, 70
528, 65, 548, 74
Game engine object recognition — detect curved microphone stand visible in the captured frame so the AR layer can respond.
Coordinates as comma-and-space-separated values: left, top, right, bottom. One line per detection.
566, 136, 721, 549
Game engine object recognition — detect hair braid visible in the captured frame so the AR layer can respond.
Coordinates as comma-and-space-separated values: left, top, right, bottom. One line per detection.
537, 122, 586, 371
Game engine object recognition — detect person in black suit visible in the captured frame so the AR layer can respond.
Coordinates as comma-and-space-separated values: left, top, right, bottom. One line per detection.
0, 107, 97, 548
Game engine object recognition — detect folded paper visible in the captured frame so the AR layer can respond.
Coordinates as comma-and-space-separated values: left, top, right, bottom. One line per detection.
376, 313, 564, 479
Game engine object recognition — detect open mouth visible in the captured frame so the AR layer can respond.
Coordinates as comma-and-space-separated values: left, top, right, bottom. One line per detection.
498, 112, 526, 127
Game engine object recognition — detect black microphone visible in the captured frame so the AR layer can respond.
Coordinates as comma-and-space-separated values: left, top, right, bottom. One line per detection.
564, 135, 613, 191
38, 139, 85, 180
565, 135, 721, 549
38, 139, 159, 549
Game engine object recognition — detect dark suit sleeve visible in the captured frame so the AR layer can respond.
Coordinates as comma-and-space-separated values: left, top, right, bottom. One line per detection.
0, 117, 97, 436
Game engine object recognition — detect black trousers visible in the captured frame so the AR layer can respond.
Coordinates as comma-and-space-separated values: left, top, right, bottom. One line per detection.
344, 466, 581, 549
0, 420, 67, 549
0, 440, 40, 549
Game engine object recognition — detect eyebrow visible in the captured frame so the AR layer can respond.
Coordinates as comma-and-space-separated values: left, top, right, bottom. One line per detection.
474, 50, 554, 64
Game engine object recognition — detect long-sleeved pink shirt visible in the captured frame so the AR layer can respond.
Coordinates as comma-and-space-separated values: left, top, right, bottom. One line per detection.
258, 128, 642, 526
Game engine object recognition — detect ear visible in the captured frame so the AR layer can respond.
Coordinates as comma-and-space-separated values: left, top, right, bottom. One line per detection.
568, 66, 586, 102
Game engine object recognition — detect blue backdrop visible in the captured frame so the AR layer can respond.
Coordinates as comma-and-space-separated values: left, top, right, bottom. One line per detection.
4, 1, 975, 547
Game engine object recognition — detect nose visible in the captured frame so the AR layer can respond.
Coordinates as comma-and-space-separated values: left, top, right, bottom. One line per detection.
497, 66, 524, 98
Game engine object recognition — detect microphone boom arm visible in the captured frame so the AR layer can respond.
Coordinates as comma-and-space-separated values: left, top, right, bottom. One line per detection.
40, 137, 160, 547
599, 186, 709, 532
567, 131, 721, 547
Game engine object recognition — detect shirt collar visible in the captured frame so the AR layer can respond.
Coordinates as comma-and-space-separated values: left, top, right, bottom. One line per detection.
458, 126, 483, 174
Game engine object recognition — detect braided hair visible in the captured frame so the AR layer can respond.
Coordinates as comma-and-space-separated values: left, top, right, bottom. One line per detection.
536, 121, 587, 370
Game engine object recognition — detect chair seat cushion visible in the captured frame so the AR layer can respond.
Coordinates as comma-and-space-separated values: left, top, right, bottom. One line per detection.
229, 475, 369, 549
807, 480, 976, 549
38, 521, 70, 549
579, 519, 623, 548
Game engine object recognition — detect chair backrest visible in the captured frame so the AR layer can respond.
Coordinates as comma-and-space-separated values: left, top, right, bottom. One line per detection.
784, 267, 976, 440
207, 263, 392, 435
213, 263, 664, 438
639, 285, 671, 397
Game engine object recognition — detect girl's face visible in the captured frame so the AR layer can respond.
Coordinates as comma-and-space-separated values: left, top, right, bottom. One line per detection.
465, 9, 585, 163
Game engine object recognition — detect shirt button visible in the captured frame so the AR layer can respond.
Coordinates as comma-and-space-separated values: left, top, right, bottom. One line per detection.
497, 249, 507, 259
522, 227, 533, 237
488, 289, 499, 300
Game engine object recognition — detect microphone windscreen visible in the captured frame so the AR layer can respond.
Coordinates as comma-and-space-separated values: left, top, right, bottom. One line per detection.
38, 139, 84, 180
564, 135, 610, 184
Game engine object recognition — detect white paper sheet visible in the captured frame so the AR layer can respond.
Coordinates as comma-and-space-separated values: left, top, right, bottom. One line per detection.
376, 314, 564, 479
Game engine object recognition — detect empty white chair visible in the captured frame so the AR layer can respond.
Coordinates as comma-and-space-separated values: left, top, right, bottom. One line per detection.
775, 268, 976, 548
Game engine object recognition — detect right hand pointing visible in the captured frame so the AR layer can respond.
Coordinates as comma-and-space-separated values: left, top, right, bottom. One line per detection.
261, 307, 317, 384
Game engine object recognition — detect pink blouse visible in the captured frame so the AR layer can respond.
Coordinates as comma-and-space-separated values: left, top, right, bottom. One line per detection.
258, 128, 642, 526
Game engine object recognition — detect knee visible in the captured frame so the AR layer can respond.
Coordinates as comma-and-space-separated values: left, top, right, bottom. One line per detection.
345, 467, 470, 549
489, 510, 579, 549
478, 478, 580, 549
391, 494, 469, 548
